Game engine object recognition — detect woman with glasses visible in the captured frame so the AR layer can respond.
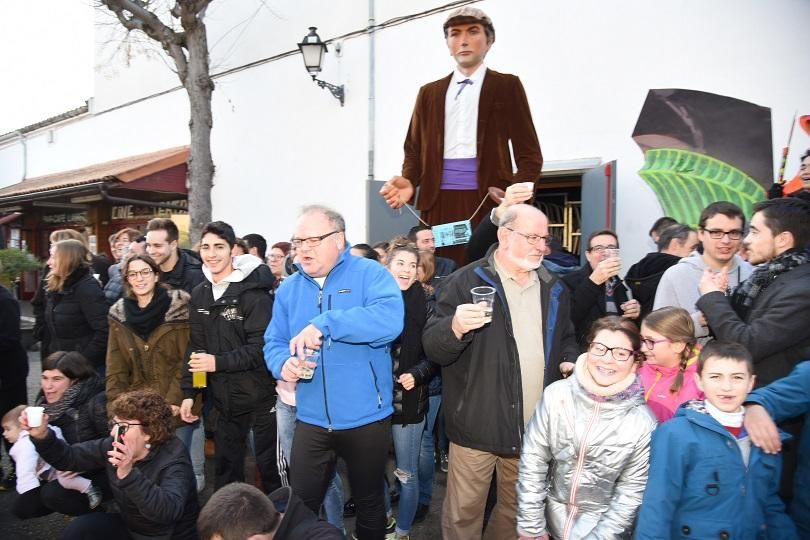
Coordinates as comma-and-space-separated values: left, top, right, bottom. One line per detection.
516, 316, 657, 540
22, 389, 199, 539
267, 241, 291, 284
43, 239, 110, 373
638, 307, 703, 423
106, 254, 204, 491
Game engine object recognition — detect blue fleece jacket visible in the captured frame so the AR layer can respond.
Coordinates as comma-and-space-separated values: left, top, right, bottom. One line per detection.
746, 361, 810, 539
263, 247, 404, 430
636, 401, 797, 540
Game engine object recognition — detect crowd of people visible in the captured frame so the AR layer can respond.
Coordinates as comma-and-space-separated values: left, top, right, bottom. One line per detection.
1, 5, 810, 540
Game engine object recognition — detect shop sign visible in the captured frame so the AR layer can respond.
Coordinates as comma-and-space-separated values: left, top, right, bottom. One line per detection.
111, 199, 188, 220
42, 212, 88, 225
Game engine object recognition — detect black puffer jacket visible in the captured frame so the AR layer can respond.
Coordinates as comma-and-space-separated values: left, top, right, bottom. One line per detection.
182, 261, 276, 416
36, 375, 108, 444
162, 249, 205, 294
624, 252, 682, 320
424, 247, 579, 455
392, 282, 435, 425
43, 266, 109, 367
34, 431, 199, 540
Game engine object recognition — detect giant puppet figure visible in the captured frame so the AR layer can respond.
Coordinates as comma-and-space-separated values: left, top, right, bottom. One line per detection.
381, 7, 542, 264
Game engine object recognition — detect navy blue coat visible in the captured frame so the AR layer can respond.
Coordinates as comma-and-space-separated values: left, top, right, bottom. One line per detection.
746, 361, 810, 539
635, 401, 797, 539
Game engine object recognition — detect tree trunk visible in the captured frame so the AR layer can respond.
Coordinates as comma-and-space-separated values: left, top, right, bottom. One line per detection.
183, 20, 214, 247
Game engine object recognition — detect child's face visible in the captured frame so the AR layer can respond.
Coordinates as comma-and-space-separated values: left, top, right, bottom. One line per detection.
696, 356, 755, 413
2, 422, 21, 444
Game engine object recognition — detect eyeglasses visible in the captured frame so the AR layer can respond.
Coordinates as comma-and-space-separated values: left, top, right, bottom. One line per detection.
641, 337, 672, 350
588, 341, 635, 362
109, 420, 143, 431
702, 228, 743, 241
125, 268, 155, 280
504, 227, 553, 246
290, 230, 341, 248
267, 254, 285, 261
588, 244, 619, 253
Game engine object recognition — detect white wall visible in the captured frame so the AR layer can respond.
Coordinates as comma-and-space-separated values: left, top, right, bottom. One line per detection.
3, 0, 810, 266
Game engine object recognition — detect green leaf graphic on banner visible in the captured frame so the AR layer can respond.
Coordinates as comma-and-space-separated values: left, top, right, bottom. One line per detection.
639, 148, 766, 226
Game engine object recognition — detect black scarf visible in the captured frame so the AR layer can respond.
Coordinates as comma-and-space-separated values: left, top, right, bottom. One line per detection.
124, 286, 171, 340
732, 249, 810, 318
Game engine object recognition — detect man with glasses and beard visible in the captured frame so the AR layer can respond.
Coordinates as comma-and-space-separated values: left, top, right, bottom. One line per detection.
423, 204, 577, 539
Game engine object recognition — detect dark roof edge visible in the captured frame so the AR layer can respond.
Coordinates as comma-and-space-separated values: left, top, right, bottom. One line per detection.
1, 102, 90, 138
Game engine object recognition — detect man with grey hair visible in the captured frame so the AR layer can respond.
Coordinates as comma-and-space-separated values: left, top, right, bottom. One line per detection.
264, 205, 404, 540
380, 6, 542, 265
423, 203, 578, 539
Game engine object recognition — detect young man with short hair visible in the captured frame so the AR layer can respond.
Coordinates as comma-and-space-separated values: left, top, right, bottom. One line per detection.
179, 221, 279, 493
381, 7, 542, 265
697, 197, 810, 386
197, 482, 343, 540
145, 218, 204, 294
626, 224, 699, 319
243, 233, 268, 262
407, 225, 457, 278
654, 201, 753, 338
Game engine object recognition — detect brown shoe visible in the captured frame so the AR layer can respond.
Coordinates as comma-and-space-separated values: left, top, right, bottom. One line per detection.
204, 438, 215, 458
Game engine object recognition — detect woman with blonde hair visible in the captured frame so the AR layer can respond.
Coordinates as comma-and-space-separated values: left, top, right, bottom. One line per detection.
639, 306, 703, 422
42, 239, 109, 372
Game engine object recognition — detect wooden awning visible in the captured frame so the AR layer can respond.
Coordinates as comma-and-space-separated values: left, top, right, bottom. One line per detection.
0, 146, 189, 200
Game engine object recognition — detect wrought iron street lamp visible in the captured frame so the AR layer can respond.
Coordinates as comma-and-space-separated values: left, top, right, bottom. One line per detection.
298, 27, 345, 106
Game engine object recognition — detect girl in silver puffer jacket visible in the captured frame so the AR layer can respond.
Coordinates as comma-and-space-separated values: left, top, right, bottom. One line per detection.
517, 316, 657, 540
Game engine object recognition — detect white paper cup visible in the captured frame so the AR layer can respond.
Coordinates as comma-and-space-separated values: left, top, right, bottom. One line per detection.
26, 406, 44, 428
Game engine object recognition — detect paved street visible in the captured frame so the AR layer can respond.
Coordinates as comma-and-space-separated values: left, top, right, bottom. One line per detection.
1, 346, 447, 539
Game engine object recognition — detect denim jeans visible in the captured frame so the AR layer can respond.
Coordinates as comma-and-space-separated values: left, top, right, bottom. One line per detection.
391, 418, 426, 536
276, 400, 344, 530
418, 394, 442, 506
175, 420, 205, 492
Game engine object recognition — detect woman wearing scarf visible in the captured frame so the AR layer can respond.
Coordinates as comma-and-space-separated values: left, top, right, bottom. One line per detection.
26, 350, 108, 516
516, 316, 657, 540
106, 254, 204, 491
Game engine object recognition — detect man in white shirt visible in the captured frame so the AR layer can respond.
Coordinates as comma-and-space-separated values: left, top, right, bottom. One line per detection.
381, 7, 542, 265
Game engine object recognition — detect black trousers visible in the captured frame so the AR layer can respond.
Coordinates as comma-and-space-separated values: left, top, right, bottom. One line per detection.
213, 404, 281, 493
291, 417, 391, 540
11, 480, 96, 519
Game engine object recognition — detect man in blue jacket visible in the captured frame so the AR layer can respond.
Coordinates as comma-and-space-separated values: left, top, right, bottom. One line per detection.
745, 361, 810, 538
264, 205, 404, 540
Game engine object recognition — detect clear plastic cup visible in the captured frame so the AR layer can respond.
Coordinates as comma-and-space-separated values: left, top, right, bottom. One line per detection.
471, 286, 496, 324
299, 348, 319, 380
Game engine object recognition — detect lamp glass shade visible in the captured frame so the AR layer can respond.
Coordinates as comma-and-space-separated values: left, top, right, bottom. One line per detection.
298, 27, 326, 76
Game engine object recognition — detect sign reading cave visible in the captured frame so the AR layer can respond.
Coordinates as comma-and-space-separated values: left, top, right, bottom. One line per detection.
111, 199, 188, 220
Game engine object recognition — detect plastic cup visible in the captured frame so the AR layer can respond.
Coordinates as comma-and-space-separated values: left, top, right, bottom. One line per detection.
517, 181, 535, 191
26, 406, 44, 428
299, 348, 319, 380
471, 286, 496, 324
604, 248, 620, 260
191, 350, 207, 388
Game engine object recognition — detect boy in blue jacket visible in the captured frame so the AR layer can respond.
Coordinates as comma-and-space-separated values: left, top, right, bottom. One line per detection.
744, 361, 810, 538
635, 341, 797, 539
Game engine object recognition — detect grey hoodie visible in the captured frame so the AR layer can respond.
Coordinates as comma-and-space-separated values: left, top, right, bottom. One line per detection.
653, 251, 752, 338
